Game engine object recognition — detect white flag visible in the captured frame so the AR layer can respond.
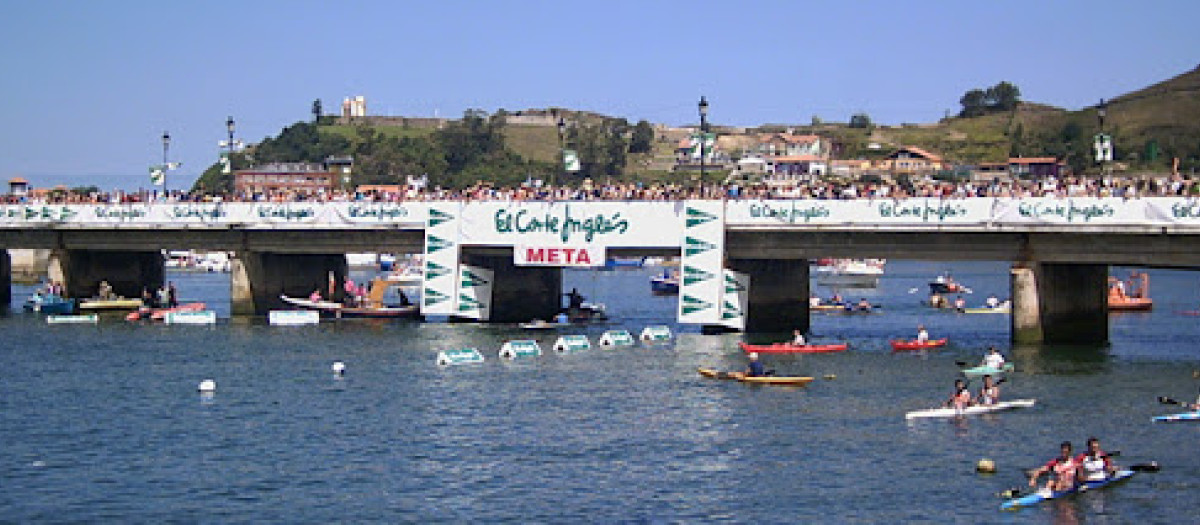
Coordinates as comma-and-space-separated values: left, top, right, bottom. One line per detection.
149, 165, 165, 186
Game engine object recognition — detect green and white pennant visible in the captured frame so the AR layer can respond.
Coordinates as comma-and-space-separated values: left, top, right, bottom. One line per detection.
683, 265, 715, 286
725, 273, 747, 293
423, 288, 452, 305
460, 269, 490, 288
684, 236, 716, 257
457, 293, 484, 312
425, 235, 454, 253
428, 208, 455, 227
685, 207, 718, 228
424, 261, 454, 280
721, 300, 743, 320
680, 294, 714, 316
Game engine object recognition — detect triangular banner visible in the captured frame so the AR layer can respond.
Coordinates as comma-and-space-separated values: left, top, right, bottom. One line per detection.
424, 261, 454, 280
684, 236, 716, 257
429, 208, 455, 227
684, 265, 715, 286
426, 235, 453, 253
686, 207, 718, 228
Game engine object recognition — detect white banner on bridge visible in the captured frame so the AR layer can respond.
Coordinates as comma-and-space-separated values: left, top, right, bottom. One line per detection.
420, 203, 461, 316
677, 200, 725, 324
458, 201, 682, 248
719, 269, 749, 331
725, 198, 997, 226
455, 264, 493, 321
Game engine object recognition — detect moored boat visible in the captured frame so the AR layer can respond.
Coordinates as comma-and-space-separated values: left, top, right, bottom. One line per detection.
24, 293, 76, 314
890, 338, 948, 351
814, 259, 885, 288
738, 341, 848, 354
906, 398, 1035, 419
1000, 469, 1135, 510
649, 270, 680, 295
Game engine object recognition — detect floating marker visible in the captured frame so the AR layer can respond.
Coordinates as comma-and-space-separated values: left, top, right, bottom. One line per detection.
499, 340, 542, 359
164, 310, 217, 325
269, 310, 320, 326
198, 379, 217, 392
640, 325, 673, 342
598, 330, 635, 347
976, 458, 996, 473
553, 335, 591, 353
437, 348, 484, 366
332, 361, 346, 375
47, 314, 98, 324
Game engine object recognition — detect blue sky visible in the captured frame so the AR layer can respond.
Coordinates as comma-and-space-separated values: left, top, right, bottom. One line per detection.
1, 0, 1197, 190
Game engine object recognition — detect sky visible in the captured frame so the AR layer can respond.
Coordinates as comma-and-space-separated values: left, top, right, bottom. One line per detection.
1, 0, 1198, 190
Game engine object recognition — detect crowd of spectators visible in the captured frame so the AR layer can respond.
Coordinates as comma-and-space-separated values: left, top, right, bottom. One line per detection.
5, 173, 1200, 205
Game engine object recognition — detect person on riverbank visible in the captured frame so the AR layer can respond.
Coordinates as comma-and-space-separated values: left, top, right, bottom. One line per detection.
1076, 437, 1117, 482
946, 378, 972, 409
744, 352, 766, 377
916, 325, 930, 343
981, 347, 1006, 369
977, 375, 1000, 405
1029, 442, 1081, 493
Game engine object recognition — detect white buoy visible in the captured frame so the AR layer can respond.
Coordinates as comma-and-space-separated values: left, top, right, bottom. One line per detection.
332, 361, 346, 375
976, 458, 996, 473
198, 379, 217, 392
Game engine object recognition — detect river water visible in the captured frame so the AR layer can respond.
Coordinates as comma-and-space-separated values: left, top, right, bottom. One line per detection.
2, 261, 1199, 522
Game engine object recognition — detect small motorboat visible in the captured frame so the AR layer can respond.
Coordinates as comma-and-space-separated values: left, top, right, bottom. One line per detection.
649, 270, 679, 295
928, 272, 969, 294
890, 338, 948, 351
1108, 272, 1152, 311
24, 293, 76, 315
738, 342, 848, 354
814, 259, 885, 288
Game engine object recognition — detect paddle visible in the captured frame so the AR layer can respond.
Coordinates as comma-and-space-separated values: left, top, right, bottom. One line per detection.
1158, 396, 1193, 407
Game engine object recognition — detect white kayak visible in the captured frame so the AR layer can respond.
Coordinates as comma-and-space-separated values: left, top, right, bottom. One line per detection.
1153, 411, 1200, 422
905, 399, 1036, 419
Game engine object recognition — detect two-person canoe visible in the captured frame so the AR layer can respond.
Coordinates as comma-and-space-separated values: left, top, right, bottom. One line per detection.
1152, 411, 1200, 422
890, 338, 948, 351
697, 368, 813, 386
738, 342, 848, 354
1000, 469, 1135, 510
905, 399, 1036, 419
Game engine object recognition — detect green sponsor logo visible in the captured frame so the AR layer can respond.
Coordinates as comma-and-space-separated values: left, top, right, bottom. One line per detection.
686, 207, 718, 228
457, 294, 483, 312
724, 273, 746, 293
721, 301, 742, 319
684, 236, 716, 257
428, 208, 455, 227
460, 269, 490, 288
425, 234, 454, 253
681, 294, 713, 315
424, 261, 454, 280
683, 265, 714, 285
423, 288, 451, 305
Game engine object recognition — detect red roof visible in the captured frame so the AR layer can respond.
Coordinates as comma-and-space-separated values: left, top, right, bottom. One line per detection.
761, 133, 820, 144
890, 146, 943, 162
1008, 157, 1059, 165
8, 177, 28, 184
772, 155, 824, 162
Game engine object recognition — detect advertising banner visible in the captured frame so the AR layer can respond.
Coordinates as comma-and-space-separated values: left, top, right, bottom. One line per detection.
677, 200, 725, 325
514, 245, 606, 267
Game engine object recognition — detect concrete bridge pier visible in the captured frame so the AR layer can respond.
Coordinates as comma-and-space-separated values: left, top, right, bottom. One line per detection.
727, 258, 810, 334
462, 253, 561, 323
231, 252, 348, 315
1, 249, 10, 308
47, 249, 164, 300
1011, 262, 1108, 344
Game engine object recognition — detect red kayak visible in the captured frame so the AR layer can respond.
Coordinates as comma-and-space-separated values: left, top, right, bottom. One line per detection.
739, 341, 848, 354
889, 338, 947, 351
126, 302, 207, 321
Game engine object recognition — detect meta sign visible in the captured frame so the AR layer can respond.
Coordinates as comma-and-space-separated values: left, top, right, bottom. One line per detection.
514, 245, 606, 267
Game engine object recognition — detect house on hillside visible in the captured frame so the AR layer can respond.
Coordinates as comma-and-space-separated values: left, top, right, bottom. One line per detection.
234, 161, 342, 196
1008, 157, 1065, 178
8, 177, 29, 198
884, 146, 944, 176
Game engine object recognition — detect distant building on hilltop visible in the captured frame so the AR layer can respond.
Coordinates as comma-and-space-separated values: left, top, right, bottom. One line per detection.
234, 158, 351, 196
342, 96, 367, 118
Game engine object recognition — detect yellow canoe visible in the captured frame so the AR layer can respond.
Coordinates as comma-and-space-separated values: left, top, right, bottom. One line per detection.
79, 298, 145, 310
698, 368, 813, 386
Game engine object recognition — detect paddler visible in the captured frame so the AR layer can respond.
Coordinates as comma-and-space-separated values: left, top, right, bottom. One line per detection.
945, 378, 973, 409
856, 298, 872, 311
916, 325, 930, 343
977, 375, 1000, 405
981, 347, 1006, 370
791, 330, 807, 345
1028, 441, 1081, 493
1075, 437, 1117, 482
744, 352, 766, 377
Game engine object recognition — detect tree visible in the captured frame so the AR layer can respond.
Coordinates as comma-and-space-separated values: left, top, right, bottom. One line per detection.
959, 89, 988, 118
849, 113, 872, 129
987, 81, 1021, 111
629, 120, 654, 154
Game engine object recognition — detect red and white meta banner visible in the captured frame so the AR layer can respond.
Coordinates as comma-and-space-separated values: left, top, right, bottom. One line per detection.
514, 245, 606, 267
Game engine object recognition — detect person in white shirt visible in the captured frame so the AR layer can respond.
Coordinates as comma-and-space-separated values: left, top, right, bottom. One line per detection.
982, 347, 1006, 370
916, 325, 930, 343
791, 330, 807, 345
985, 295, 1000, 308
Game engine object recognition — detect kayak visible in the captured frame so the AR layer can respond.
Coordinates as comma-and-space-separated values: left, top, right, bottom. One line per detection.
1000, 469, 1135, 510
1153, 411, 1200, 422
905, 399, 1036, 419
739, 342, 848, 354
961, 307, 1011, 314
961, 363, 1015, 377
697, 368, 813, 386
890, 338, 948, 351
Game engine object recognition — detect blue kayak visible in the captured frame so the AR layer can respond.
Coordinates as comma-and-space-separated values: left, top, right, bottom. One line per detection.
1000, 469, 1135, 511
1153, 411, 1200, 422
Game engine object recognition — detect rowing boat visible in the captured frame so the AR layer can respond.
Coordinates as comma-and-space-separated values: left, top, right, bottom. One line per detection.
961, 307, 1010, 314
890, 338, 947, 351
1000, 469, 1135, 510
960, 363, 1015, 377
1152, 411, 1200, 422
697, 368, 813, 386
905, 398, 1035, 419
738, 342, 848, 354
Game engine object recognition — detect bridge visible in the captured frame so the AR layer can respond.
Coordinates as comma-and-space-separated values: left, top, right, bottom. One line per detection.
4, 197, 1200, 343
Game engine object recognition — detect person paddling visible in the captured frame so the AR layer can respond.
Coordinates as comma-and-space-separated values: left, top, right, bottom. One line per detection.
981, 346, 1006, 370
744, 352, 766, 377
791, 330, 807, 345
945, 379, 972, 409
977, 375, 1000, 405
1076, 437, 1117, 482
1028, 441, 1081, 493
916, 325, 930, 344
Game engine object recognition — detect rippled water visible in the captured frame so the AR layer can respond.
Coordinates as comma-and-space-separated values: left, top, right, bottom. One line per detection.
3, 261, 1199, 522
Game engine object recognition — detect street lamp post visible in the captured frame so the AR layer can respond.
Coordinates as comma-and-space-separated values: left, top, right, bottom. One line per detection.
556, 117, 566, 189
698, 96, 709, 189
161, 131, 171, 196
226, 116, 236, 162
